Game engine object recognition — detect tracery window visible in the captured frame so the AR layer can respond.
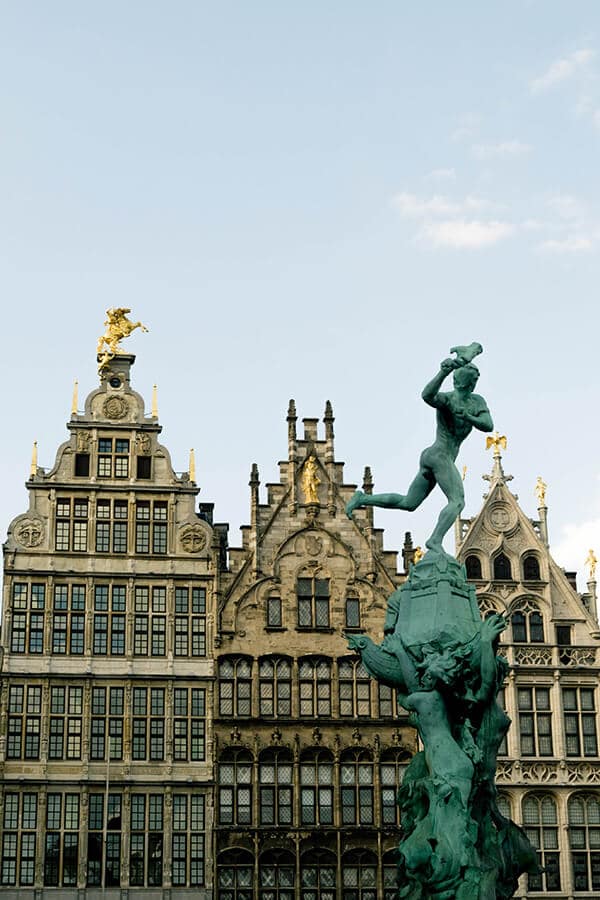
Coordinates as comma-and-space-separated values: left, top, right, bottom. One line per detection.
300, 849, 336, 900
339, 657, 372, 717
219, 657, 253, 717
511, 600, 544, 643
259, 849, 295, 900
568, 793, 600, 893
522, 554, 541, 580
465, 554, 482, 579
340, 750, 374, 825
493, 553, 512, 581
380, 751, 406, 825
217, 848, 254, 900
259, 657, 292, 717
259, 751, 293, 825
517, 686, 552, 756
218, 750, 253, 826
300, 750, 334, 826
522, 794, 560, 892
299, 657, 331, 717
563, 686, 598, 757
342, 849, 378, 900
297, 574, 330, 629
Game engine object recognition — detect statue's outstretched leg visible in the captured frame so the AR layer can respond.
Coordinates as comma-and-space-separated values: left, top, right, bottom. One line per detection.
346, 469, 434, 519
425, 460, 464, 552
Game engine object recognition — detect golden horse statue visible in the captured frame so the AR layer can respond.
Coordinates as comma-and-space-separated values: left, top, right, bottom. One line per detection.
97, 308, 148, 369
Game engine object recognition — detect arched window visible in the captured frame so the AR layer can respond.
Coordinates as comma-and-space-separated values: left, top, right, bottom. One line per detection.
339, 657, 371, 717
511, 602, 545, 643
259, 657, 292, 717
522, 794, 560, 891
340, 749, 374, 825
496, 792, 511, 819
297, 574, 330, 629
383, 850, 398, 900
258, 750, 293, 826
380, 751, 407, 825
300, 849, 336, 900
493, 553, 512, 580
465, 555, 482, 579
523, 555, 541, 581
300, 751, 334, 826
299, 658, 331, 717
217, 848, 254, 900
378, 683, 398, 718
218, 750, 253, 826
342, 849, 377, 900
218, 657, 252, 717
569, 793, 600, 892
259, 850, 295, 900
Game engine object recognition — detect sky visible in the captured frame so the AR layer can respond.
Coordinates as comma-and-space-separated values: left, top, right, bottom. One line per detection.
1, 2, 599, 587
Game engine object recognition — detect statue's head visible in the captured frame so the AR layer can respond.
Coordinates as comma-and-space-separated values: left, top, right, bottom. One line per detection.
453, 363, 479, 392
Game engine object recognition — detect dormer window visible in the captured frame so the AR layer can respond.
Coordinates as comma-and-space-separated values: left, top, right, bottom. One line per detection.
523, 555, 541, 580
465, 555, 483, 580
493, 553, 512, 581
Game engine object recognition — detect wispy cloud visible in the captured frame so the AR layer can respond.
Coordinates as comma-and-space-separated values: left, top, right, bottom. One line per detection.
426, 167, 457, 182
471, 140, 532, 160
420, 220, 515, 249
391, 192, 487, 218
538, 235, 594, 253
530, 48, 594, 94
546, 192, 585, 222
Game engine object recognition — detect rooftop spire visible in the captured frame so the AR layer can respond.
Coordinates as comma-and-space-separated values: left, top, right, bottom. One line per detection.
483, 431, 513, 486
30, 441, 38, 478
71, 380, 78, 416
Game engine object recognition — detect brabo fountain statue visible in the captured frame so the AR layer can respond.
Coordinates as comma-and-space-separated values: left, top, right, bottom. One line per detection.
346, 345, 539, 900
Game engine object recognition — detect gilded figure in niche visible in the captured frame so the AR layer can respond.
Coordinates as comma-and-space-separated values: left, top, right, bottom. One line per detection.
301, 455, 321, 504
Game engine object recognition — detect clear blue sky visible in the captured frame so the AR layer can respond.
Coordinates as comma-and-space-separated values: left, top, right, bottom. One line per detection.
1, 2, 599, 582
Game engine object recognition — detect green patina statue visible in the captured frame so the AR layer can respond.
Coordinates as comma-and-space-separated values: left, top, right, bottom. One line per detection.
345, 344, 539, 899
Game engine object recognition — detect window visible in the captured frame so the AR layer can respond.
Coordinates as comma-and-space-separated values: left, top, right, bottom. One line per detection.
378, 683, 399, 718
259, 850, 295, 900
299, 658, 331, 717
297, 575, 330, 628
339, 657, 371, 717
518, 686, 552, 756
496, 687, 508, 756
135, 500, 168, 554
218, 751, 253, 825
48, 685, 83, 760
90, 687, 124, 760
563, 687, 598, 756
174, 586, 206, 657
523, 555, 541, 580
52, 584, 85, 654
93, 584, 126, 655
87, 793, 121, 887
259, 751, 293, 825
465, 555, 483, 579
130, 794, 163, 887
10, 582, 45, 653
300, 849, 336, 900
383, 850, 399, 900
1, 793, 37, 886
522, 794, 560, 892
97, 437, 130, 478
342, 849, 377, 900
217, 849, 254, 900
300, 752, 334, 826
55, 498, 88, 551
133, 585, 167, 656
259, 657, 292, 717
493, 553, 512, 580
172, 794, 205, 887
345, 596, 361, 629
569, 793, 600, 892
131, 687, 165, 761
173, 688, 206, 761
340, 751, 374, 825
511, 603, 544, 643
96, 499, 128, 553
267, 595, 282, 628
7, 685, 41, 760
380, 752, 406, 826
44, 794, 79, 887
137, 455, 152, 479
219, 657, 252, 717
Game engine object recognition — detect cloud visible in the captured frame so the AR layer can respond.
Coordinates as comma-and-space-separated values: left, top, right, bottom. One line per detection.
471, 140, 532, 160
538, 235, 594, 253
552, 518, 600, 583
391, 192, 488, 218
426, 167, 457, 182
546, 192, 585, 221
419, 220, 515, 249
530, 48, 594, 93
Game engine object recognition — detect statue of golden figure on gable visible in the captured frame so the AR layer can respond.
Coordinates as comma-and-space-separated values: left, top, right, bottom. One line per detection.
97, 308, 148, 370
301, 455, 321, 505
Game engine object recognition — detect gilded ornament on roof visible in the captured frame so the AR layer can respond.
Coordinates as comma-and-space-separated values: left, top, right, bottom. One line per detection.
535, 476, 547, 507
586, 549, 597, 581
301, 456, 321, 504
97, 307, 148, 371
485, 432, 507, 456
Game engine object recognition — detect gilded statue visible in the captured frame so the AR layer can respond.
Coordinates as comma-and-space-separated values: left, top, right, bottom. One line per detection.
97, 308, 148, 370
301, 455, 321, 504
485, 431, 507, 456
586, 549, 597, 581
535, 476, 547, 507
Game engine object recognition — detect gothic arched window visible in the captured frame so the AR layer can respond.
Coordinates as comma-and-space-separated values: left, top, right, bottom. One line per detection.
217, 849, 253, 900
569, 794, 600, 893
299, 657, 331, 717
523, 554, 541, 581
493, 553, 512, 581
218, 657, 252, 717
300, 750, 334, 826
339, 657, 371, 717
383, 850, 398, 900
380, 750, 407, 826
341, 849, 377, 900
259, 850, 295, 900
259, 657, 292, 717
465, 555, 483, 579
258, 750, 293, 826
511, 602, 545, 643
218, 750, 253, 826
340, 749, 374, 826
300, 849, 336, 900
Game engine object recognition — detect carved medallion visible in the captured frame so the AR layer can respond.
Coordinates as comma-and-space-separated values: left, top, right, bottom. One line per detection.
305, 534, 323, 557
15, 517, 44, 548
180, 524, 207, 553
487, 502, 516, 533
102, 396, 129, 419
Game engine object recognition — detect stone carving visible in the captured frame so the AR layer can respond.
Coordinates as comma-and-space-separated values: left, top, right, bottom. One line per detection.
560, 646, 597, 666
136, 432, 151, 454
519, 762, 558, 783
514, 646, 552, 666
487, 502, 517, 534
15, 517, 44, 548
343, 345, 539, 898
566, 762, 600, 784
102, 396, 129, 419
180, 524, 207, 553
76, 430, 91, 451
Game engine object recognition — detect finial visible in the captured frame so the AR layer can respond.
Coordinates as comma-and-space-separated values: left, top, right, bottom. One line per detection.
97, 307, 148, 371
535, 476, 547, 507
30, 441, 38, 478
249, 463, 260, 486
324, 400, 334, 421
462, 465, 467, 482
71, 380, 79, 415
189, 449, 196, 483
152, 385, 158, 418
287, 399, 297, 420
586, 549, 597, 581
486, 432, 507, 459
362, 466, 373, 493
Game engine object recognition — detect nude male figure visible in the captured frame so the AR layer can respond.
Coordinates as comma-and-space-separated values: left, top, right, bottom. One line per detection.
346, 355, 494, 552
